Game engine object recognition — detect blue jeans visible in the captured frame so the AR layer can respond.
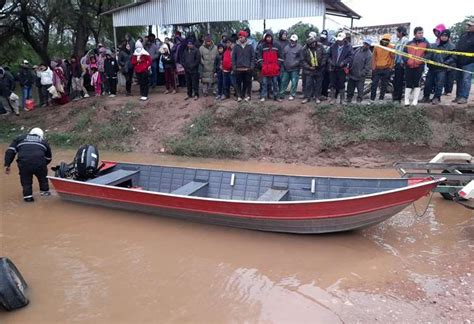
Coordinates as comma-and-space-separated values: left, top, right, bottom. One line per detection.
150, 59, 158, 87
216, 71, 223, 96
261, 76, 279, 99
423, 69, 446, 99
456, 62, 474, 99
279, 70, 299, 98
22, 86, 32, 109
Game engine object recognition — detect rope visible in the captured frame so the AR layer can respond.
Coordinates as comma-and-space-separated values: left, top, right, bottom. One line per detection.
412, 191, 434, 218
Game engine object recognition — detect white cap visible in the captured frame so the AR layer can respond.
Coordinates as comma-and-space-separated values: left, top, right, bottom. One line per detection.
29, 127, 44, 139
336, 32, 346, 41
23, 59, 29, 65
290, 34, 298, 41
309, 31, 317, 38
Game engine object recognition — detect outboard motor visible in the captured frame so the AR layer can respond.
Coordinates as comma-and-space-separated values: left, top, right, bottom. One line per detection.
74, 145, 99, 180
52, 145, 100, 180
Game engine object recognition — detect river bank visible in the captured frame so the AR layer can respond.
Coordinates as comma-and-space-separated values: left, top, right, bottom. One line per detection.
1, 90, 473, 168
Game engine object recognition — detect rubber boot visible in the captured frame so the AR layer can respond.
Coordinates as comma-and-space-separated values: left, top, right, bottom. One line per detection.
404, 88, 411, 107
412, 87, 421, 106
339, 91, 345, 105
329, 89, 336, 105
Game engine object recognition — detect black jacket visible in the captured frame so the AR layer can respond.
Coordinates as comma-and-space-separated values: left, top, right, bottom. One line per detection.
232, 41, 255, 71
161, 53, 175, 69
0, 71, 15, 98
328, 42, 353, 70
4, 134, 52, 168
104, 58, 119, 78
181, 47, 200, 73
16, 67, 35, 87
456, 31, 474, 67
301, 45, 326, 75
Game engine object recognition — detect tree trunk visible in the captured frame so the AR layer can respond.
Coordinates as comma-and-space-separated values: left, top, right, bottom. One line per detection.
74, 21, 89, 57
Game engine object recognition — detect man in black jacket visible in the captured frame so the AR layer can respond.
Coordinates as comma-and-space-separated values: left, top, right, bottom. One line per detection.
182, 41, 201, 100
0, 67, 19, 116
454, 19, 474, 104
16, 60, 35, 110
104, 50, 119, 97
4, 128, 52, 202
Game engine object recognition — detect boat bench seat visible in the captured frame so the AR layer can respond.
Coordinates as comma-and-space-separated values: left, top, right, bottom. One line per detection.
171, 181, 209, 196
87, 169, 139, 186
257, 188, 289, 201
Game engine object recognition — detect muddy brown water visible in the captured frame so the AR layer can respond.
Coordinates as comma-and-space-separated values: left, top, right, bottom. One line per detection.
0, 148, 472, 323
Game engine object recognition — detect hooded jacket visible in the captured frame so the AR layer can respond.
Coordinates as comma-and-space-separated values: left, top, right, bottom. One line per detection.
257, 33, 283, 77
301, 43, 326, 75
274, 29, 290, 51
36, 67, 54, 85
131, 43, 152, 74
349, 46, 373, 80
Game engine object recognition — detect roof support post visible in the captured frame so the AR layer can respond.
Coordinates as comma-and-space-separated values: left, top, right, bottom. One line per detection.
207, 22, 210, 34
113, 25, 118, 60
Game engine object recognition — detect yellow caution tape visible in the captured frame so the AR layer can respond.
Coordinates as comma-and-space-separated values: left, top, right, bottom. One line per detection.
322, 16, 474, 73
395, 44, 474, 57
375, 44, 474, 74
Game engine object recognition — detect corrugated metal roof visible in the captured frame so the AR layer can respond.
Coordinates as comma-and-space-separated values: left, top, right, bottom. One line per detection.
109, 0, 327, 27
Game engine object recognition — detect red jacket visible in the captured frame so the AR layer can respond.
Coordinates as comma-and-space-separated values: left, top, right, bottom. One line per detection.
222, 48, 232, 72
258, 42, 282, 77
131, 54, 152, 73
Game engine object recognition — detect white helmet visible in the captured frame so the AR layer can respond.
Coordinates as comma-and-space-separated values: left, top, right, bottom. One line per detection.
29, 127, 44, 139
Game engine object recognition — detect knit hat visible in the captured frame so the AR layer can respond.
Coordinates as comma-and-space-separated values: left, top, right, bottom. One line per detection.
187, 40, 194, 45
320, 30, 328, 38
440, 29, 451, 37
381, 34, 391, 41
238, 30, 248, 38
204, 34, 212, 42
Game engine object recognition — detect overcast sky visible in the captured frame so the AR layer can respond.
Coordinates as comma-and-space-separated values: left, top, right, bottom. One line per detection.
249, 0, 473, 42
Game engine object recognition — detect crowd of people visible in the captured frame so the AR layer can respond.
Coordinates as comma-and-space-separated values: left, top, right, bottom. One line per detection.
0, 20, 473, 117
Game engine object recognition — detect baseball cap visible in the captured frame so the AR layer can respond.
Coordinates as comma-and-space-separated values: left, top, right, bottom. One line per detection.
290, 34, 298, 42
336, 32, 346, 41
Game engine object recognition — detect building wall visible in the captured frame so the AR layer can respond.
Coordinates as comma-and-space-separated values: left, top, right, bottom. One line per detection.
112, 0, 325, 27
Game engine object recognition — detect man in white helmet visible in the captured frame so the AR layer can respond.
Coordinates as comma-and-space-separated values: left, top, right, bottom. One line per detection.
4, 127, 52, 202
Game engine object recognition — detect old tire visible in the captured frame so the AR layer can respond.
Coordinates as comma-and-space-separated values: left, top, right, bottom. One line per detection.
0, 258, 29, 311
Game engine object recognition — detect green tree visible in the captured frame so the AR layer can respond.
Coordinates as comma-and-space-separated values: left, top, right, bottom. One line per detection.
165, 21, 250, 43
287, 22, 319, 45
449, 15, 474, 44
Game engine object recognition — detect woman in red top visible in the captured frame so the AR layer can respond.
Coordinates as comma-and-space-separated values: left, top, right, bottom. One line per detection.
221, 39, 233, 100
131, 40, 152, 101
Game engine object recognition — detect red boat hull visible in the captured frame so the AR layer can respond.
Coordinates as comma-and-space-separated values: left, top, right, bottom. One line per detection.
49, 176, 441, 234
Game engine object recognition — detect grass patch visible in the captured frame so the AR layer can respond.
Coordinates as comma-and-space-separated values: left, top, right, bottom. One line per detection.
216, 103, 277, 134
165, 111, 243, 158
312, 103, 432, 147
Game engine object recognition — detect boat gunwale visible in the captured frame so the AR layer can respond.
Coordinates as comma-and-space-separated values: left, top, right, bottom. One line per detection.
47, 160, 445, 205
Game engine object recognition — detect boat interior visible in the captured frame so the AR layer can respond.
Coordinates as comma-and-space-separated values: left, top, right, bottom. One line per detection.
83, 163, 409, 202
